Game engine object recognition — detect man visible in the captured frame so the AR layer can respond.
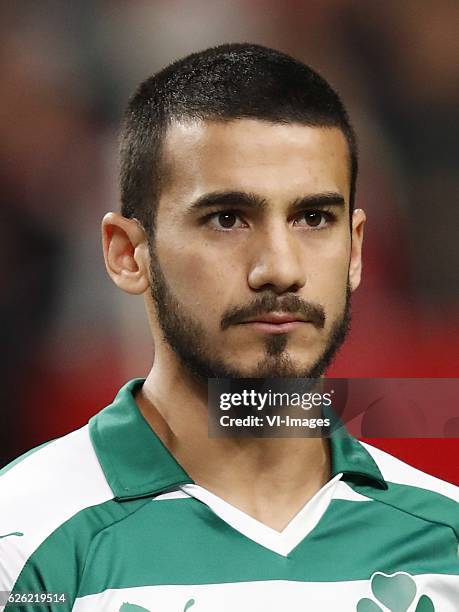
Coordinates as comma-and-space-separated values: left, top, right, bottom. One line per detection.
1, 43, 458, 611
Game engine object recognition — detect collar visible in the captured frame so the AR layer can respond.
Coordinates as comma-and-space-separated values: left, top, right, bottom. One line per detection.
89, 378, 387, 501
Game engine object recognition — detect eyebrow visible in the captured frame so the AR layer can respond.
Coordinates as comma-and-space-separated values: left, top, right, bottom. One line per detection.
186, 190, 345, 214
186, 190, 267, 213
290, 192, 345, 214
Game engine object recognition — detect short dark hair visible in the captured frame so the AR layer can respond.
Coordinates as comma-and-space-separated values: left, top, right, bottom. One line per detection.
120, 43, 358, 236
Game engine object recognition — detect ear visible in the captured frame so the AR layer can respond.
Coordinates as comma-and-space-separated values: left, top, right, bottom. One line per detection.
349, 208, 366, 292
101, 212, 150, 294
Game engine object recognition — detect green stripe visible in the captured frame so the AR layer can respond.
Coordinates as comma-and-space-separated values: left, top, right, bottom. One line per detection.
9, 486, 459, 606
75, 497, 458, 596
351, 479, 459, 540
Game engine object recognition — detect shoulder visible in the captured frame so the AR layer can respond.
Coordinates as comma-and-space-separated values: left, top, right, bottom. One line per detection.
358, 441, 459, 543
360, 440, 459, 503
0, 425, 114, 592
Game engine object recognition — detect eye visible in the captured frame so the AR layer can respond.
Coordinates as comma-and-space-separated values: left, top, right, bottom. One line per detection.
293, 210, 335, 230
206, 210, 246, 231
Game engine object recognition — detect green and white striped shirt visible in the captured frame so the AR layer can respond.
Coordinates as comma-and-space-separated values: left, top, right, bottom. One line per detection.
1, 378, 458, 611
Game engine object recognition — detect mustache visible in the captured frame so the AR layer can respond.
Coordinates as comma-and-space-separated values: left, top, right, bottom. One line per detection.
220, 293, 326, 330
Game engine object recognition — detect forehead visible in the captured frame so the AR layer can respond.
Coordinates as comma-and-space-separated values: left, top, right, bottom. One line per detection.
161, 118, 351, 206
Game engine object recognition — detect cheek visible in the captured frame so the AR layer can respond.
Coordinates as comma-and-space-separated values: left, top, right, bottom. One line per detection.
156, 241, 231, 318
306, 241, 350, 314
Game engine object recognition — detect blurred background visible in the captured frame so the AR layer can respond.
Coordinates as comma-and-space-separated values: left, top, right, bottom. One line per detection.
1, 1, 458, 480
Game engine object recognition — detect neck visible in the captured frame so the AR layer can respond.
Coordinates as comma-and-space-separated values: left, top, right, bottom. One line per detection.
135, 353, 332, 531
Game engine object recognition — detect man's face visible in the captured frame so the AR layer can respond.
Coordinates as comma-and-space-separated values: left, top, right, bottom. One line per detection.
148, 119, 359, 380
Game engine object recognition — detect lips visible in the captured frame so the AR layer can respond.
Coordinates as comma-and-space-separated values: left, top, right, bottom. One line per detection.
240, 312, 307, 325
237, 312, 310, 335
239, 314, 309, 335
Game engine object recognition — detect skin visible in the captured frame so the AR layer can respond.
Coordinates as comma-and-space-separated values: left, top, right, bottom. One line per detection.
102, 118, 366, 531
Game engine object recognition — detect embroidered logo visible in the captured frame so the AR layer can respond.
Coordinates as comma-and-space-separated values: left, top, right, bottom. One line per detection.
357, 572, 435, 611
0, 532, 24, 539
119, 598, 195, 611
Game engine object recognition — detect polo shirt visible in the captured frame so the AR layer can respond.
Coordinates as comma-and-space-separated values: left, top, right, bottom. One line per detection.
1, 378, 458, 611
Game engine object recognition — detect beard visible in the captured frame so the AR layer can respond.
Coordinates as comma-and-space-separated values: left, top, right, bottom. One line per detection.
149, 243, 352, 382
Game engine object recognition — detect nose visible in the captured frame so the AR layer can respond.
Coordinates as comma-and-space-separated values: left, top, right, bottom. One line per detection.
247, 224, 307, 294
